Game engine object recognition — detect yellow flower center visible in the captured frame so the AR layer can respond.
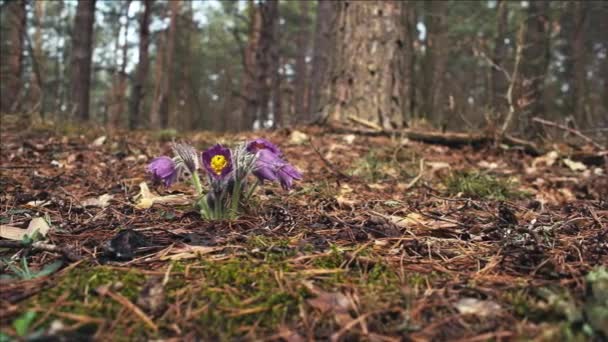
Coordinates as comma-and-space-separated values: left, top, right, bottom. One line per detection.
210, 155, 228, 175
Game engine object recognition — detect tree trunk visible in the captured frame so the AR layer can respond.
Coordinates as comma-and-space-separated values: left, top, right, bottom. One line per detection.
308, 0, 334, 122
240, 0, 262, 131
571, 2, 587, 125
421, 0, 448, 126
293, 0, 310, 124
490, 0, 508, 111
0, 0, 26, 113
107, 0, 131, 129
255, 0, 279, 127
319, 0, 408, 129
517, 1, 550, 136
69, 0, 96, 121
129, 0, 152, 130
30, 0, 46, 116
403, 1, 415, 124
151, 0, 179, 129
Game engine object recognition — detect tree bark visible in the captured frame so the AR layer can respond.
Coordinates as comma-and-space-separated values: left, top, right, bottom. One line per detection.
129, 0, 152, 130
0, 0, 26, 113
107, 0, 131, 128
240, 0, 262, 131
255, 0, 279, 126
421, 0, 448, 125
517, 1, 551, 136
69, 0, 96, 121
150, 0, 179, 129
308, 0, 334, 122
293, 0, 310, 124
570, 2, 587, 125
403, 1, 415, 124
319, 0, 408, 129
30, 0, 46, 116
490, 0, 508, 111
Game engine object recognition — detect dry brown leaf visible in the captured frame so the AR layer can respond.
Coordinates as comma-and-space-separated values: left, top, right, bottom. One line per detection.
82, 194, 114, 208
288, 130, 309, 145
0, 217, 51, 241
134, 182, 190, 209
160, 245, 231, 261
455, 298, 502, 317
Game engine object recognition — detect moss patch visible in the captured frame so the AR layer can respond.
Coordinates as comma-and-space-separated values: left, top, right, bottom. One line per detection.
444, 171, 523, 200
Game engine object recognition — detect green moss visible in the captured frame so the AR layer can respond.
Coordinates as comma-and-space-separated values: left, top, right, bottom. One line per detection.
154, 129, 178, 142
19, 265, 147, 340
445, 171, 524, 200
165, 257, 304, 340
350, 151, 387, 182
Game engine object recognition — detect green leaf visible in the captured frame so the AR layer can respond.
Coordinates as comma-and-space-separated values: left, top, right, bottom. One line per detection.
13, 311, 36, 337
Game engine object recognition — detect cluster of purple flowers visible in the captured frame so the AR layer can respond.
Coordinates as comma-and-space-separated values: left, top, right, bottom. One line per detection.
146, 139, 301, 219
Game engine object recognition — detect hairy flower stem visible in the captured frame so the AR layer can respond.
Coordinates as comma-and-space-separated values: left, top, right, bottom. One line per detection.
244, 179, 260, 202
191, 172, 203, 196
230, 180, 242, 219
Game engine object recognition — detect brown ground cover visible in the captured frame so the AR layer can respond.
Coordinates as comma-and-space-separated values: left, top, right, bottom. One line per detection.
1, 125, 606, 341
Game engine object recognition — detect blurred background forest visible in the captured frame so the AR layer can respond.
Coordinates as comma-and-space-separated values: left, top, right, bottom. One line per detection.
1, 0, 607, 138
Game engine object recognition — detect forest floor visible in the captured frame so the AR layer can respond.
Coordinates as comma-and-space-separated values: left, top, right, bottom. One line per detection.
0, 122, 607, 341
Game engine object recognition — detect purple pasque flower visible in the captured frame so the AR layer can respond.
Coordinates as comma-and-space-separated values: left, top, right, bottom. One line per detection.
202, 144, 233, 179
246, 138, 281, 156
253, 149, 280, 182
171, 143, 199, 173
253, 149, 302, 190
147, 156, 177, 187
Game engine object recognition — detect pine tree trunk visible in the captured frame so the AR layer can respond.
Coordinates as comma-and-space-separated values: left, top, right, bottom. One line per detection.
129, 0, 152, 130
421, 0, 448, 125
151, 0, 179, 129
293, 0, 310, 124
319, 0, 408, 129
490, 0, 508, 111
517, 1, 550, 136
69, 0, 96, 121
30, 0, 46, 116
256, 0, 279, 126
0, 0, 26, 113
571, 2, 587, 125
240, 0, 262, 131
308, 0, 335, 122
108, 0, 131, 128
403, 1, 415, 123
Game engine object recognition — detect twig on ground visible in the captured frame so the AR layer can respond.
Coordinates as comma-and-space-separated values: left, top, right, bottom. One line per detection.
405, 159, 425, 190
309, 139, 353, 180
96, 285, 159, 332
532, 116, 605, 150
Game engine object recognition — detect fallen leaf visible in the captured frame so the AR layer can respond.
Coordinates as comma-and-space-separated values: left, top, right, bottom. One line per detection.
563, 158, 587, 172
92, 136, 107, 146
532, 151, 559, 168
289, 130, 309, 145
455, 298, 501, 317
134, 182, 190, 209
160, 245, 230, 261
389, 213, 457, 230
0, 217, 51, 241
82, 194, 114, 208
342, 134, 356, 144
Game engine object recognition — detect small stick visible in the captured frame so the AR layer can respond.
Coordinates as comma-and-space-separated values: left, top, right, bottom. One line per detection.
309, 139, 352, 180
405, 159, 425, 190
96, 286, 159, 332
532, 116, 605, 150
347, 115, 383, 131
